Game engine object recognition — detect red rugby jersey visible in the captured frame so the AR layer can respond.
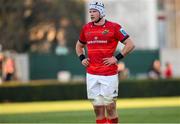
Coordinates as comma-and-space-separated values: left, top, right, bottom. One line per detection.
79, 20, 129, 76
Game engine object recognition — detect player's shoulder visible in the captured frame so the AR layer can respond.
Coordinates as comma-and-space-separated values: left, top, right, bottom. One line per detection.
82, 22, 93, 29
106, 20, 122, 28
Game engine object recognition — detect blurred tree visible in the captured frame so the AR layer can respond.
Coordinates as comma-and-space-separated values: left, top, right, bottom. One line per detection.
0, 0, 85, 53
0, 0, 26, 52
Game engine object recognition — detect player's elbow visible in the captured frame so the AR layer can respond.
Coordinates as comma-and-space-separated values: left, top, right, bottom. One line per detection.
76, 40, 85, 55
75, 43, 81, 53
127, 39, 135, 51
131, 42, 135, 50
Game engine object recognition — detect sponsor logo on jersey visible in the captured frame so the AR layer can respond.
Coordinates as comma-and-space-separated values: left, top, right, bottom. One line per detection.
102, 29, 109, 35
87, 40, 108, 44
120, 28, 128, 36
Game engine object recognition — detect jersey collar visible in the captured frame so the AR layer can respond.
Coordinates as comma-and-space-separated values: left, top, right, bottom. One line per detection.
92, 20, 107, 27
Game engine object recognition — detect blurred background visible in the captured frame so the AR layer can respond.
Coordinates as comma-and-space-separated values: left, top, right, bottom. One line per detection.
0, 0, 180, 123
0, 0, 179, 100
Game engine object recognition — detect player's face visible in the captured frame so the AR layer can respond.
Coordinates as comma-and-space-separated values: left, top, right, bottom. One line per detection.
89, 9, 100, 22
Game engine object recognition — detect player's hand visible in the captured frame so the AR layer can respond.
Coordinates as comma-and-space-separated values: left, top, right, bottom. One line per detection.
82, 58, 90, 67
103, 56, 118, 66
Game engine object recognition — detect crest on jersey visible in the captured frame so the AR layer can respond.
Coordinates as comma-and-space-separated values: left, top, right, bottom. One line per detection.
102, 29, 109, 35
120, 28, 128, 36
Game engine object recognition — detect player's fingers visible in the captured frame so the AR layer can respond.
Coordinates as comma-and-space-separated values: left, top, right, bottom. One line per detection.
103, 58, 109, 62
82, 60, 87, 66
103, 60, 111, 65
103, 59, 108, 64
106, 62, 112, 66
85, 61, 89, 66
105, 62, 111, 66
103, 58, 109, 61
83, 60, 89, 67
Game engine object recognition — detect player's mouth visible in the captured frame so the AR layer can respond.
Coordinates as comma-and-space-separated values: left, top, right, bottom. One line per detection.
91, 17, 95, 20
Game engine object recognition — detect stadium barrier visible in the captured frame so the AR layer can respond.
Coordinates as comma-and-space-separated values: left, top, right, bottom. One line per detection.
29, 50, 159, 80
0, 79, 180, 102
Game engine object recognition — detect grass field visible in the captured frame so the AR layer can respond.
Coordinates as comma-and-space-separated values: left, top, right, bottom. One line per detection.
0, 97, 180, 123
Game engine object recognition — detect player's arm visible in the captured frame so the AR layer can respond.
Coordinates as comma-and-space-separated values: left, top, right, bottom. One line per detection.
120, 37, 135, 57
114, 37, 135, 62
103, 38, 135, 66
76, 40, 89, 67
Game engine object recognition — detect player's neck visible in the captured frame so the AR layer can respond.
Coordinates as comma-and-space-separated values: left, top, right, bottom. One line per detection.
93, 18, 106, 26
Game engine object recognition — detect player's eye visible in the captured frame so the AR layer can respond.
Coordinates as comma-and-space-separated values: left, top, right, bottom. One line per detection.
89, 10, 97, 13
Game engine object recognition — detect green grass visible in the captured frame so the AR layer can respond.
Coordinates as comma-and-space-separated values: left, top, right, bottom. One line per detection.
0, 97, 179, 123
0, 107, 179, 123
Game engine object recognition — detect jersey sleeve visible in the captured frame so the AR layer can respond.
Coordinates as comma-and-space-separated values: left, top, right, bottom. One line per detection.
114, 24, 129, 43
79, 26, 87, 44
